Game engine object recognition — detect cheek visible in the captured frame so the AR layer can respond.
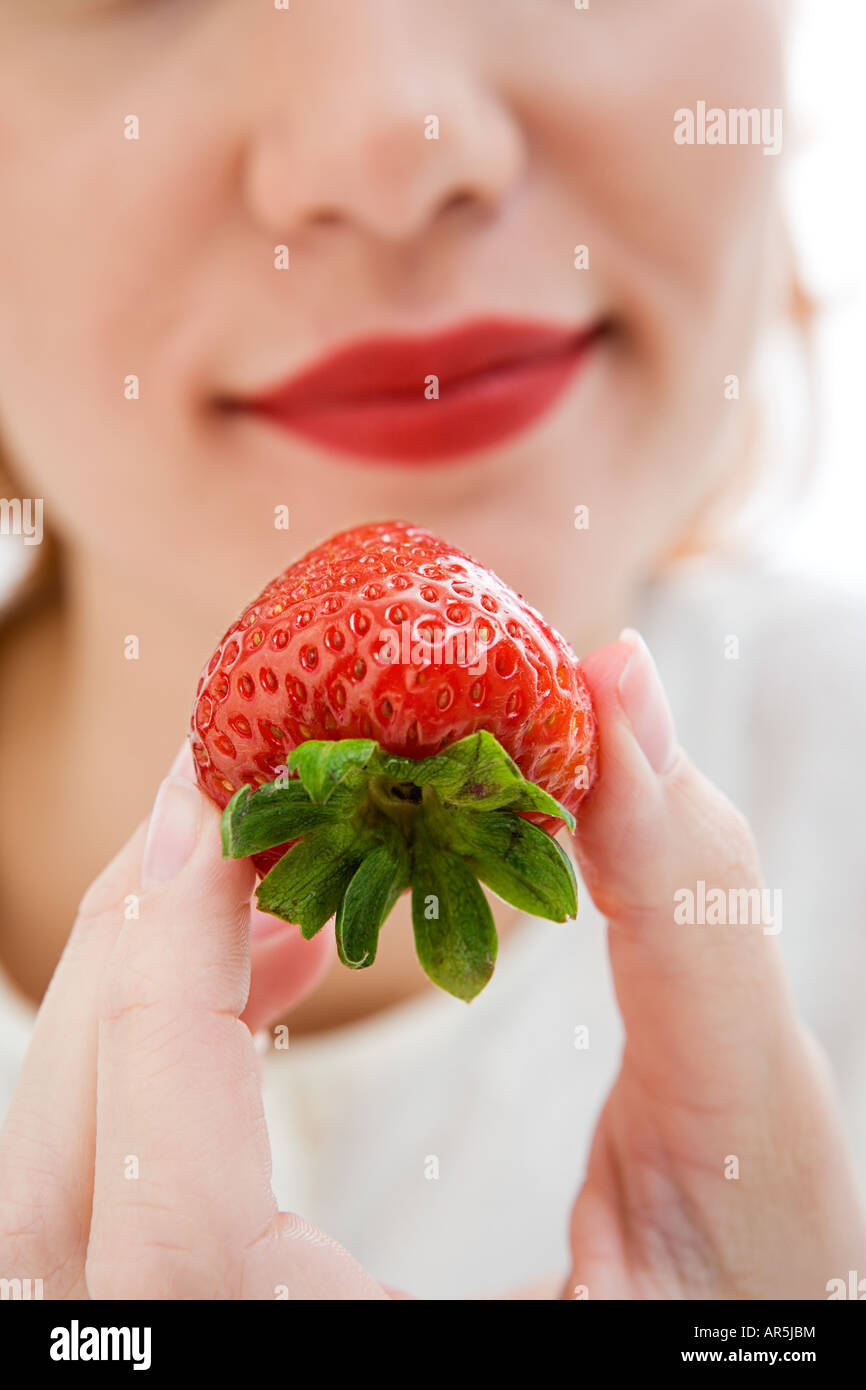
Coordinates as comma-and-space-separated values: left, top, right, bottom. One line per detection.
515, 0, 784, 340
513, 0, 784, 542
0, 29, 230, 550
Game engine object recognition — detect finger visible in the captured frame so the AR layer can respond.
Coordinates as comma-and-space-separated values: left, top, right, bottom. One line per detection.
168, 741, 196, 781
573, 631, 800, 1110
242, 1211, 390, 1300
185, 736, 333, 1035
171, 743, 334, 1035
89, 780, 381, 1299
86, 775, 264, 1296
0, 822, 149, 1298
0, 740, 196, 1297
569, 637, 866, 1300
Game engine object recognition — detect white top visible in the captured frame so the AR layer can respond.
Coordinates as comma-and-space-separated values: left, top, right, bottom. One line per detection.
1, 560, 864, 1299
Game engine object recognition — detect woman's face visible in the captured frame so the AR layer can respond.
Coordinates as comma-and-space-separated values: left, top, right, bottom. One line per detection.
0, 0, 784, 645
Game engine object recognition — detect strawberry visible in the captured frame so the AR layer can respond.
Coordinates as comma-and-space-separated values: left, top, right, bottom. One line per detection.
191, 521, 597, 999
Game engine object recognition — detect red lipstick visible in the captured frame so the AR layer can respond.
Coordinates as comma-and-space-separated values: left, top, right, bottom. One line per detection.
234, 318, 603, 465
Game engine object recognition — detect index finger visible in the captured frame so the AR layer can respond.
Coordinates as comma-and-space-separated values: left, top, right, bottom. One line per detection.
573, 632, 799, 1109
86, 776, 277, 1299
0, 744, 196, 1297
0, 819, 148, 1298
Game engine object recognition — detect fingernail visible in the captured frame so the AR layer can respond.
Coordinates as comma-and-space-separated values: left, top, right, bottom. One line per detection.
617, 629, 678, 775
141, 777, 202, 889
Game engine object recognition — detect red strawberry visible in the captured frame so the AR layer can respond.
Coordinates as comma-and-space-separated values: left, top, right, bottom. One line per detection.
191, 521, 597, 999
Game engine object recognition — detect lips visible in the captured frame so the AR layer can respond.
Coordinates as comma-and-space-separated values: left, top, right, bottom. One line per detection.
230, 317, 604, 465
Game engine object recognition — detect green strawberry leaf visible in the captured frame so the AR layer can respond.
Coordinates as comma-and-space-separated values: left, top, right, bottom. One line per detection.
410, 839, 498, 1001
287, 739, 380, 804
380, 730, 575, 828
377, 736, 488, 795
447, 807, 578, 922
221, 780, 345, 858
487, 777, 575, 827
439, 731, 574, 826
375, 751, 426, 784
376, 732, 509, 794
335, 834, 410, 969
221, 728, 583, 999
256, 822, 370, 938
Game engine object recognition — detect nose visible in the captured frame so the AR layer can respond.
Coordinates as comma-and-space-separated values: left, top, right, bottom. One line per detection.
241, 14, 525, 247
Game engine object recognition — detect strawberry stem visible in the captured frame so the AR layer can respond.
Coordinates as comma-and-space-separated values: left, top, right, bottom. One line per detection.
220, 730, 578, 1000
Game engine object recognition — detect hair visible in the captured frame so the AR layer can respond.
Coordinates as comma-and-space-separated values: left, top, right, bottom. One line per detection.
660, 249, 818, 569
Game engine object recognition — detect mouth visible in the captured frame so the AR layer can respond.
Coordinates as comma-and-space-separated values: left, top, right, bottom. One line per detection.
220, 316, 610, 466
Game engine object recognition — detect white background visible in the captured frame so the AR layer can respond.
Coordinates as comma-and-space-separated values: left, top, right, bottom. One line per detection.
782, 0, 866, 588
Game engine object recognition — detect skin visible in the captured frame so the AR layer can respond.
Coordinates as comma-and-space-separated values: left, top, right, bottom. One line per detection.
0, 0, 863, 1296
1, 637, 863, 1299
0, 0, 785, 1014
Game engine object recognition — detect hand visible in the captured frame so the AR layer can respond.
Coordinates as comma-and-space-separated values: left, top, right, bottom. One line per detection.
562, 630, 866, 1299
0, 748, 388, 1299
4, 638, 861, 1302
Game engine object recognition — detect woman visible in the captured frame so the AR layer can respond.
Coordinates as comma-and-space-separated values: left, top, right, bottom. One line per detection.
0, 0, 863, 1298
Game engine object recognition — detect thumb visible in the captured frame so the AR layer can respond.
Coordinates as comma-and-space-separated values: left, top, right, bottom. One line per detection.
574, 630, 798, 1109
170, 740, 334, 1033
